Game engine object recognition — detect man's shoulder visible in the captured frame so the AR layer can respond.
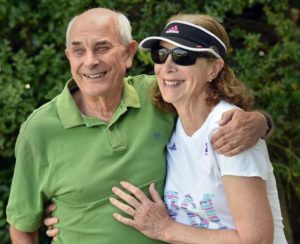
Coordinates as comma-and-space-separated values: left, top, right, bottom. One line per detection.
20, 95, 61, 135
124, 74, 156, 100
125, 74, 156, 86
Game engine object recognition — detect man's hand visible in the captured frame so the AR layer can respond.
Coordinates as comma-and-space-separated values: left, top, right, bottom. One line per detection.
211, 109, 268, 156
44, 204, 59, 240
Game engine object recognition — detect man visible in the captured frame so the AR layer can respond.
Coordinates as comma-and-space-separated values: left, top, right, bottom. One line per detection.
6, 8, 270, 244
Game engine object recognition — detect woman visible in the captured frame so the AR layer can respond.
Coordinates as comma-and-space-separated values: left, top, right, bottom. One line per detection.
109, 14, 287, 243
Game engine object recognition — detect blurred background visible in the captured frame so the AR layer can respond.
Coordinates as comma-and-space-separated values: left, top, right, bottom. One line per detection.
0, 0, 299, 243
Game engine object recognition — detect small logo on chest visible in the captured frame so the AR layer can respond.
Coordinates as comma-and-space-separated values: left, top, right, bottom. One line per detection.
205, 142, 209, 155
152, 131, 162, 140
168, 142, 177, 150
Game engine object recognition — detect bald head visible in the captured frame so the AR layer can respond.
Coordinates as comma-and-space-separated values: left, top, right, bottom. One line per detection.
81, 7, 116, 18
66, 8, 133, 47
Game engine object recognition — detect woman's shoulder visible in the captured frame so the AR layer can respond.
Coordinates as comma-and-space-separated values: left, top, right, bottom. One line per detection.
208, 100, 240, 123
215, 100, 239, 113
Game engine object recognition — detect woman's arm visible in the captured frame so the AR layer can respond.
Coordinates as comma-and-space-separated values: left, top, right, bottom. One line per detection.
9, 226, 38, 244
110, 179, 273, 244
221, 176, 274, 243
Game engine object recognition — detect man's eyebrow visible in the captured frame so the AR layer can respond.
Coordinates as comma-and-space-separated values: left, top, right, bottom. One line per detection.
94, 40, 113, 46
71, 41, 81, 46
70, 40, 113, 46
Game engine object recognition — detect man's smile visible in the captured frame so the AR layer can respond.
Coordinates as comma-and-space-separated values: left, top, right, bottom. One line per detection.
83, 71, 107, 79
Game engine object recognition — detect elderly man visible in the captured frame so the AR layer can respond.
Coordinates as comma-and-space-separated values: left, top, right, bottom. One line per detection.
6, 8, 270, 244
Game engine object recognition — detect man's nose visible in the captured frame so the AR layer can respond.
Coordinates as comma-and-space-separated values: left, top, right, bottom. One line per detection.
84, 51, 100, 66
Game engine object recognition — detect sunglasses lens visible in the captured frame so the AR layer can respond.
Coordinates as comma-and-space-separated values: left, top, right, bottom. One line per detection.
151, 48, 169, 64
151, 47, 198, 66
172, 48, 197, 66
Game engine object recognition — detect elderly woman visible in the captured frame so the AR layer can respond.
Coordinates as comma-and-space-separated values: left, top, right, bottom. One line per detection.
110, 14, 287, 244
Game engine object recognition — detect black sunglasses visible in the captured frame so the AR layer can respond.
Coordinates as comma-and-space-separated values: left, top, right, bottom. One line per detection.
151, 46, 213, 66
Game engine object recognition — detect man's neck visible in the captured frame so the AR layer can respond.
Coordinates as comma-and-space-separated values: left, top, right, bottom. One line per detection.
72, 89, 122, 122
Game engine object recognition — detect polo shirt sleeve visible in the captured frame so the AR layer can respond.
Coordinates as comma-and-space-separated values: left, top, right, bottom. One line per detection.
6, 122, 49, 232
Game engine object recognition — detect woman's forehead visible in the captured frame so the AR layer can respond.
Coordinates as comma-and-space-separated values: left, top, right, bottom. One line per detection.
159, 41, 177, 49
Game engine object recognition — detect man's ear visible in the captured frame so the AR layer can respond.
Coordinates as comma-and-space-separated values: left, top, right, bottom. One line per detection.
125, 40, 138, 69
65, 48, 70, 60
209, 58, 224, 80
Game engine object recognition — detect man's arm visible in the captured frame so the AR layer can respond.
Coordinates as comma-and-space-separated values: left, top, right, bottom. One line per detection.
10, 226, 38, 244
211, 109, 271, 156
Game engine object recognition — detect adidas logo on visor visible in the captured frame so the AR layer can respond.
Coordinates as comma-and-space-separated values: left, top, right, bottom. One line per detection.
166, 25, 179, 34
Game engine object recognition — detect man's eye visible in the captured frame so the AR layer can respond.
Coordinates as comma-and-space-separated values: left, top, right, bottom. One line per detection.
73, 48, 84, 55
95, 46, 110, 52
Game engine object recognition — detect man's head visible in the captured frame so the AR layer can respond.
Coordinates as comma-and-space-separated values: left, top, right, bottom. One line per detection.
65, 8, 138, 100
66, 9, 134, 48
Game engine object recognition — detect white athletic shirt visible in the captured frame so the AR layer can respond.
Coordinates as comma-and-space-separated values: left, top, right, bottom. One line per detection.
164, 100, 287, 244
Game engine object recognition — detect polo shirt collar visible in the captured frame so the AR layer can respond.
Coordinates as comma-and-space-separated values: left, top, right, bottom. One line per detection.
57, 78, 141, 129
122, 77, 141, 109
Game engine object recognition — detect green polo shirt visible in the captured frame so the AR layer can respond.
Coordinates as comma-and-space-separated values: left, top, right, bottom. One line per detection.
6, 74, 174, 244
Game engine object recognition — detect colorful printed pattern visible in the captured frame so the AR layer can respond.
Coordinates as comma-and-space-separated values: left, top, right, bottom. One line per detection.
165, 191, 227, 229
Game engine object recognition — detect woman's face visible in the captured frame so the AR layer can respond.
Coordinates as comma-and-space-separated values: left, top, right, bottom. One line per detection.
154, 41, 215, 108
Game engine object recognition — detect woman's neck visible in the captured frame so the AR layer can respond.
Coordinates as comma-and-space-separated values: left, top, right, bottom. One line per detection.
175, 98, 211, 136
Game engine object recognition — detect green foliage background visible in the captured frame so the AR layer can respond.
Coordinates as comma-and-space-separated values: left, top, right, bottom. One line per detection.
0, 0, 299, 243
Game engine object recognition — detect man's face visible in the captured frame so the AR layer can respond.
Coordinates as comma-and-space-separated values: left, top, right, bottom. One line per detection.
65, 14, 134, 100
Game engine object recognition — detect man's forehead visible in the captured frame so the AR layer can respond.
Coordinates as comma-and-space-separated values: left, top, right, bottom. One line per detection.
76, 11, 118, 31
68, 33, 120, 47
69, 15, 120, 44
70, 39, 114, 46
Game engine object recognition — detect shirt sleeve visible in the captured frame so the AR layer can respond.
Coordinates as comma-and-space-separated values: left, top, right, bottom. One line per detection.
215, 139, 272, 180
6, 121, 49, 232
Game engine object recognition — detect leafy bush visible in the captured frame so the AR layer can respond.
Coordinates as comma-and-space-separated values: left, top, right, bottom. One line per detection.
0, 0, 299, 243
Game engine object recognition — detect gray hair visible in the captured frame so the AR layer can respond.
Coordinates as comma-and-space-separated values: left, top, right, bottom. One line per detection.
65, 12, 133, 47
65, 16, 77, 47
117, 12, 133, 45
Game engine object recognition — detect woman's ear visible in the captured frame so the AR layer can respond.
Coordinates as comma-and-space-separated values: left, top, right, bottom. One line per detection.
209, 58, 224, 80
125, 40, 138, 69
